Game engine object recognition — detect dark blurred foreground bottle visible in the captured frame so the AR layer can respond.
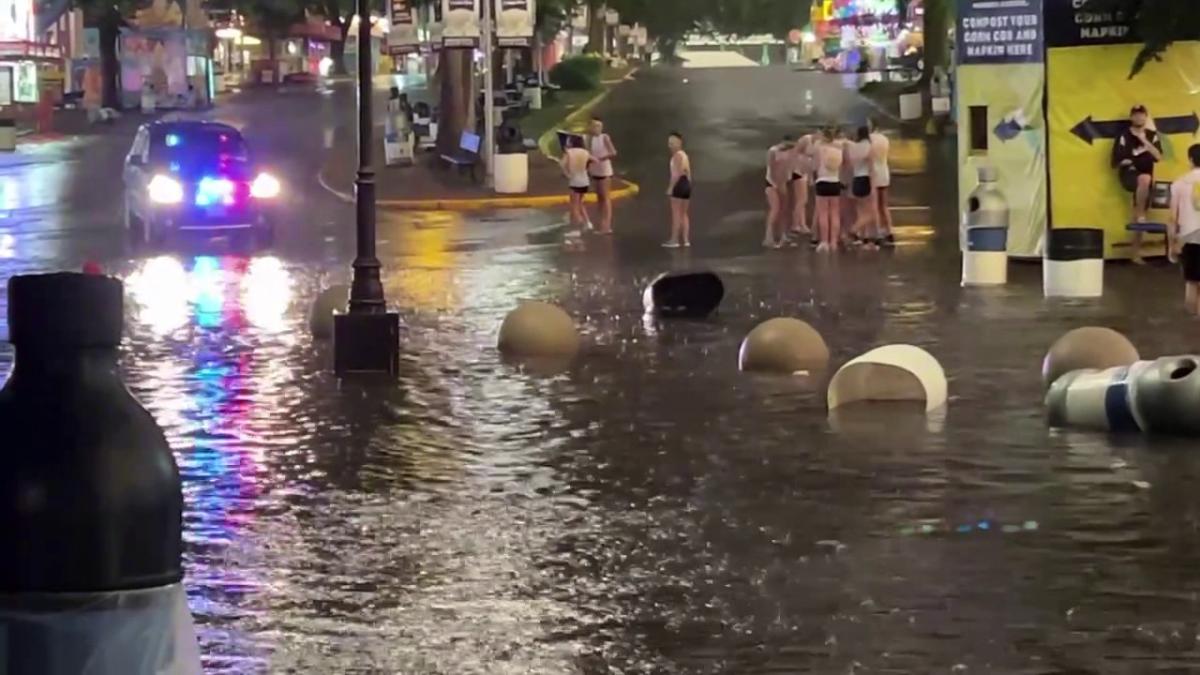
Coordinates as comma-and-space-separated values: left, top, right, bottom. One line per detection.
0, 272, 200, 674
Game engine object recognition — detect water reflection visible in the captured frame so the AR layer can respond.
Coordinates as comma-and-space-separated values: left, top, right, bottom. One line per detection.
126, 255, 293, 335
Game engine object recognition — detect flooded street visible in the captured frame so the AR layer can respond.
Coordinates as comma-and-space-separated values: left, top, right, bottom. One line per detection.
3, 67, 1200, 672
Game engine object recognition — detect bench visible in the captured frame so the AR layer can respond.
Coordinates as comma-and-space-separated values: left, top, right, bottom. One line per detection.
1126, 221, 1168, 259
440, 131, 481, 182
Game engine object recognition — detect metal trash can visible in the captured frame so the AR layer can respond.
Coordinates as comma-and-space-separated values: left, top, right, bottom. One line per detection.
494, 123, 529, 194
0, 118, 14, 152
1044, 228, 1105, 298
962, 165, 1009, 286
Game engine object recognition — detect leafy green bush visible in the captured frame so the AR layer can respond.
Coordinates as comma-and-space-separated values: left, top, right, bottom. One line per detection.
550, 56, 603, 91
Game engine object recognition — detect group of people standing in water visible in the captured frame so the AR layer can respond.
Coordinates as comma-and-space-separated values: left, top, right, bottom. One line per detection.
560, 117, 893, 253
764, 120, 893, 252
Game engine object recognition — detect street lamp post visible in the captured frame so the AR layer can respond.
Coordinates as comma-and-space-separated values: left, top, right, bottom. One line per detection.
333, 0, 400, 377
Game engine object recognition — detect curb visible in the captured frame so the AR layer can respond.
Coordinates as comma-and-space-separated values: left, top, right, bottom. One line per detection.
318, 167, 640, 211
318, 70, 643, 212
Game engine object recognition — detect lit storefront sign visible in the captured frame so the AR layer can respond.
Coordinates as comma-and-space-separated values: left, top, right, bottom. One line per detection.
12, 60, 36, 102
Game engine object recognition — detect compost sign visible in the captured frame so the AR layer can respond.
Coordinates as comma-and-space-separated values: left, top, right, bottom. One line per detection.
958, 0, 1044, 65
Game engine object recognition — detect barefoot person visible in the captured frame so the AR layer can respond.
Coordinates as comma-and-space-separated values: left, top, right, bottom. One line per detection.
561, 134, 591, 234
846, 125, 879, 248
813, 126, 846, 252
868, 119, 894, 246
664, 131, 692, 248
586, 117, 618, 235
1168, 144, 1200, 315
1113, 104, 1163, 263
790, 133, 814, 242
763, 136, 795, 248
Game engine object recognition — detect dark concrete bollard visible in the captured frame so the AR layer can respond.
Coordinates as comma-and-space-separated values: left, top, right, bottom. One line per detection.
0, 273, 200, 674
643, 271, 725, 319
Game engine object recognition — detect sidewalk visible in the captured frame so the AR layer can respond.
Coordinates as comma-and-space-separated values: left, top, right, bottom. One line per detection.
318, 133, 639, 212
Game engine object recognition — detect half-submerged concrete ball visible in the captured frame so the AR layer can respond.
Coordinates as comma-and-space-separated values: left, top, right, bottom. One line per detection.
309, 284, 349, 340
827, 344, 948, 412
738, 317, 830, 374
498, 301, 580, 358
643, 271, 725, 318
1042, 326, 1139, 389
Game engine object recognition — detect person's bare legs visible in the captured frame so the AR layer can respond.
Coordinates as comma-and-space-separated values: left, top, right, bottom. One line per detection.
1187, 281, 1200, 316
791, 180, 810, 235
856, 196, 877, 249
816, 196, 832, 251
875, 186, 893, 237
678, 198, 691, 246
595, 177, 613, 234
764, 187, 781, 247
829, 195, 843, 251
667, 198, 681, 245
1132, 173, 1152, 264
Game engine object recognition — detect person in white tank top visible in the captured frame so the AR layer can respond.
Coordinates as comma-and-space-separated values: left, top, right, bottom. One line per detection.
812, 127, 846, 252
560, 134, 591, 237
585, 117, 617, 235
846, 126, 879, 248
790, 134, 814, 240
763, 136, 795, 248
868, 119, 894, 245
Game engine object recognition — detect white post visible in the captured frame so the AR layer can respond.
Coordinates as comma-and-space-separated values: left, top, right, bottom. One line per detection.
482, 0, 496, 187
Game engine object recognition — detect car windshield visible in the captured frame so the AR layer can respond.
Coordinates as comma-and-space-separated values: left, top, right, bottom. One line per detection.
152, 128, 249, 171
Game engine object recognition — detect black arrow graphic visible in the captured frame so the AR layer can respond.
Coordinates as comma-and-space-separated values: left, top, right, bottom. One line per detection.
1071, 113, 1200, 144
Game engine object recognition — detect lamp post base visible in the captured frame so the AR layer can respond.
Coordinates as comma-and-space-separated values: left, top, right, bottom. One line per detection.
333, 311, 400, 377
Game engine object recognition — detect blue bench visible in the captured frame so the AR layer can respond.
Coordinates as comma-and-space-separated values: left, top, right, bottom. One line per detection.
440, 131, 481, 182
1126, 221, 1168, 259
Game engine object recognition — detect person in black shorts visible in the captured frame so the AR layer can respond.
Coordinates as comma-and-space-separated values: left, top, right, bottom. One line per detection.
664, 131, 693, 248
1112, 104, 1163, 263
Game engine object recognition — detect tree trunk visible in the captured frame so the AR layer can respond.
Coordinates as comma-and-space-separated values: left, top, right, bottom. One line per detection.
437, 48, 474, 155
921, 0, 950, 84
330, 22, 350, 75
99, 13, 122, 110
585, 1, 605, 54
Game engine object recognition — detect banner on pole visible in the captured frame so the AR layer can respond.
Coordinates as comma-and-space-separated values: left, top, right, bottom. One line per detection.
388, 0, 419, 54
442, 0, 480, 48
495, 0, 534, 47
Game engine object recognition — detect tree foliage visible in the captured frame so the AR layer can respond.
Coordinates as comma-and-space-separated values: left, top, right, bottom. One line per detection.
1087, 0, 1200, 76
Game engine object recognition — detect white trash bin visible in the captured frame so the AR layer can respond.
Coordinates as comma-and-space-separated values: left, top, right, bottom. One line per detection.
899, 92, 923, 121
0, 118, 15, 152
494, 152, 529, 194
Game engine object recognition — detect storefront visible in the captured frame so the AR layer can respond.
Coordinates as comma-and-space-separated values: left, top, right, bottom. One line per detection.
0, 0, 66, 128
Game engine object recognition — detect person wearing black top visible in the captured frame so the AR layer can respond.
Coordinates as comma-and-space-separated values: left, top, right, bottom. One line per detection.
1112, 104, 1164, 263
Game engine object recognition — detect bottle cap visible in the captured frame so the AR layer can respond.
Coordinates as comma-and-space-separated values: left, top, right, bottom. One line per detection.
7, 272, 124, 349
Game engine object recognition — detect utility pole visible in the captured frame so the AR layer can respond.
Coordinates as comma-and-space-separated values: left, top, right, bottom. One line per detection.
333, 0, 400, 377
482, 0, 495, 186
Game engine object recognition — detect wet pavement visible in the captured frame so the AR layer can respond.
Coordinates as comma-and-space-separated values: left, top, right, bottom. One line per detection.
4, 66, 1200, 673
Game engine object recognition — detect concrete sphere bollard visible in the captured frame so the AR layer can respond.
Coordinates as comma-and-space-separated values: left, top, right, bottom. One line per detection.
1042, 326, 1139, 388
309, 284, 349, 340
738, 317, 830, 374
498, 301, 580, 358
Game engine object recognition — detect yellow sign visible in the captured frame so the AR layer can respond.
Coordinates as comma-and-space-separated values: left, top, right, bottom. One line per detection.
1047, 41, 1200, 258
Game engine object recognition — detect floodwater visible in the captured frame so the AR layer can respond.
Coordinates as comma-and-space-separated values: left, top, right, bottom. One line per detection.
2, 67, 1200, 673
9, 230, 1200, 673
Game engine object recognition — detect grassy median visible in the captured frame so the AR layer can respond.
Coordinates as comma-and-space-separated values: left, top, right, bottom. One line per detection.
521, 65, 635, 160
